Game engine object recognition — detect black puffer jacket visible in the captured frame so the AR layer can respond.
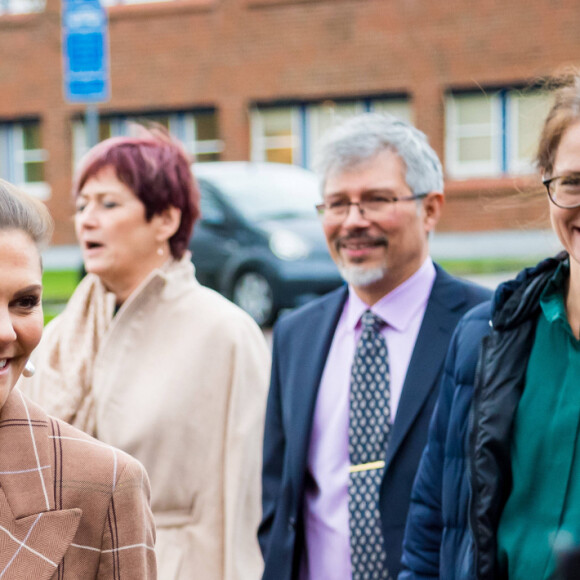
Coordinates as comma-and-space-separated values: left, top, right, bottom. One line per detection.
400, 253, 568, 580
470, 252, 568, 579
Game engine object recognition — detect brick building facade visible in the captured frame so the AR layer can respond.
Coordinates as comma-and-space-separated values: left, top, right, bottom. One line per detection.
1, 0, 578, 244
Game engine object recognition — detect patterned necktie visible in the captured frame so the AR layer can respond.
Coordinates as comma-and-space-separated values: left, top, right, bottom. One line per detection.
348, 309, 391, 580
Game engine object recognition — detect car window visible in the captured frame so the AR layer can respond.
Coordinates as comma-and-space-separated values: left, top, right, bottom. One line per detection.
199, 167, 321, 221
198, 182, 227, 225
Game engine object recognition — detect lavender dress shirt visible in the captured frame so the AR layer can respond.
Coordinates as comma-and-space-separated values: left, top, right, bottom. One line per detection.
299, 258, 436, 580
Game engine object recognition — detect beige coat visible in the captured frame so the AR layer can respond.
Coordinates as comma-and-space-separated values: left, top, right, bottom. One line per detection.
0, 388, 155, 579
22, 257, 271, 580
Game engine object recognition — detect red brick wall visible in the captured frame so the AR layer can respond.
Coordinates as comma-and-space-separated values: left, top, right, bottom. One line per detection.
2, 0, 572, 243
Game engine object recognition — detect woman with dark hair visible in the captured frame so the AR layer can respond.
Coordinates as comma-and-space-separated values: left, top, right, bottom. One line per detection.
400, 74, 580, 580
21, 127, 271, 580
0, 179, 155, 578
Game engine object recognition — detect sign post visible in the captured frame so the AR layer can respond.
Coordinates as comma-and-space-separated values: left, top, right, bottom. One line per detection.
62, 0, 110, 148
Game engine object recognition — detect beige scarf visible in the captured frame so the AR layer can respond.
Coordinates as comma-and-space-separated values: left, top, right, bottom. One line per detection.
21, 257, 190, 435
22, 273, 116, 435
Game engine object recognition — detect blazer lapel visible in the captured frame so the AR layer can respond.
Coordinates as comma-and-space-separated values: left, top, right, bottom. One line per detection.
385, 269, 469, 468
0, 489, 81, 580
0, 389, 82, 578
289, 286, 348, 488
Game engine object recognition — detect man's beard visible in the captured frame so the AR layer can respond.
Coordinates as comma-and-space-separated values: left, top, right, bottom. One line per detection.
337, 263, 387, 287
334, 233, 388, 287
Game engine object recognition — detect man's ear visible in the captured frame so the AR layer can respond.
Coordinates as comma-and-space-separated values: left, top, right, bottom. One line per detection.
155, 206, 182, 242
422, 192, 444, 233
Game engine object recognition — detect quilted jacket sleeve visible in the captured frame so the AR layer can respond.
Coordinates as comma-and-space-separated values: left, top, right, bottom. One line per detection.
399, 303, 491, 580
398, 324, 460, 580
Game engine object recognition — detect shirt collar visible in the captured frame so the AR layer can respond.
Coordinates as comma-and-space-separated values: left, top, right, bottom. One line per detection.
540, 259, 570, 328
345, 257, 436, 331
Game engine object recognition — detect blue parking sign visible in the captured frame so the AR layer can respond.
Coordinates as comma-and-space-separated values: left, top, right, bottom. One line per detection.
62, 0, 110, 103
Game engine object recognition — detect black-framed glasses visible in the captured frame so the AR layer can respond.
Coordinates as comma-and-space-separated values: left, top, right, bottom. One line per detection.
542, 174, 580, 209
315, 193, 428, 223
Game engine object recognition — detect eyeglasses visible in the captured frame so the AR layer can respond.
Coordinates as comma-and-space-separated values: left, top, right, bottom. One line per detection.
315, 193, 428, 223
542, 174, 580, 209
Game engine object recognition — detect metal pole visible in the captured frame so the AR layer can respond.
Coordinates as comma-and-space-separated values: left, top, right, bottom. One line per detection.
86, 104, 99, 149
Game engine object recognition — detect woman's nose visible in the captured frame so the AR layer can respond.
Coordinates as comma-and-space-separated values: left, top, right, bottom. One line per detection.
0, 309, 17, 346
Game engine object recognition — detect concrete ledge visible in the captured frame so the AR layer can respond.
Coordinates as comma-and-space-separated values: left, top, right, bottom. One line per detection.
41, 229, 562, 271
431, 229, 561, 261
42, 245, 83, 270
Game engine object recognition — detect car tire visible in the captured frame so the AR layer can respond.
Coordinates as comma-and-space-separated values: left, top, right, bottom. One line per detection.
232, 271, 275, 327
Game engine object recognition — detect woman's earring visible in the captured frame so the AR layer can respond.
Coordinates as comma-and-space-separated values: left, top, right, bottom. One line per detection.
157, 247, 164, 257
22, 360, 35, 378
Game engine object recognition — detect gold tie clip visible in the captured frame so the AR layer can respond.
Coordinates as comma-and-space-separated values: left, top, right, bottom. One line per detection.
349, 460, 385, 473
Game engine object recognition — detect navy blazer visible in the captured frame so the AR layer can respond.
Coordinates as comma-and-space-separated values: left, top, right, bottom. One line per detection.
259, 265, 491, 580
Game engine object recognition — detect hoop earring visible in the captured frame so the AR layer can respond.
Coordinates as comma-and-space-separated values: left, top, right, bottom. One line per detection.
22, 360, 35, 378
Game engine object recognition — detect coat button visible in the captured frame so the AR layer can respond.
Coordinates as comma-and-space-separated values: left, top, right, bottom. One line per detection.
288, 517, 296, 531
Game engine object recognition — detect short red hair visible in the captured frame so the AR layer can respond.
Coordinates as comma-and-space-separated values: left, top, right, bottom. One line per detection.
73, 125, 200, 259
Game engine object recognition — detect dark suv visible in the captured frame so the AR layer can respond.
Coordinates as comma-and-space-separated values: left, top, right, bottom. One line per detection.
189, 161, 343, 326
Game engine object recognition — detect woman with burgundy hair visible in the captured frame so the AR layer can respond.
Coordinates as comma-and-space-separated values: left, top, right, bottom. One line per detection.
21, 126, 271, 580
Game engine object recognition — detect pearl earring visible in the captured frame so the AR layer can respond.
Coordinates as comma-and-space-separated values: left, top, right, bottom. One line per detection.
22, 360, 35, 378
157, 247, 164, 257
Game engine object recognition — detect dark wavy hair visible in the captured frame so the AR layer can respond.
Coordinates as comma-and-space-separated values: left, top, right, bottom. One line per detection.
72, 125, 200, 259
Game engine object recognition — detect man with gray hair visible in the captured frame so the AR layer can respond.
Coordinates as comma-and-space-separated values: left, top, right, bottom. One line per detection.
259, 113, 490, 580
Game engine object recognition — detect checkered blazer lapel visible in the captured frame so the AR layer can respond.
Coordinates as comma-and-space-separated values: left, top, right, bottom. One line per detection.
0, 389, 82, 579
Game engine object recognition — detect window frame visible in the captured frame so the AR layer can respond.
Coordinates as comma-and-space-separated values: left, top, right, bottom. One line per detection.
0, 120, 50, 199
72, 109, 223, 169
446, 87, 553, 180
445, 91, 502, 179
250, 96, 412, 169
250, 106, 302, 165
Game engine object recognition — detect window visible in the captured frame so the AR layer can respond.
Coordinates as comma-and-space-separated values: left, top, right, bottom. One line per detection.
0, 121, 49, 198
0, 0, 45, 15
72, 110, 222, 169
251, 97, 411, 169
446, 89, 553, 179
101, 0, 172, 6
250, 107, 301, 165
508, 91, 553, 175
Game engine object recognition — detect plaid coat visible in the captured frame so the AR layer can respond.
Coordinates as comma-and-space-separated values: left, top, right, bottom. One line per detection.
0, 388, 156, 579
